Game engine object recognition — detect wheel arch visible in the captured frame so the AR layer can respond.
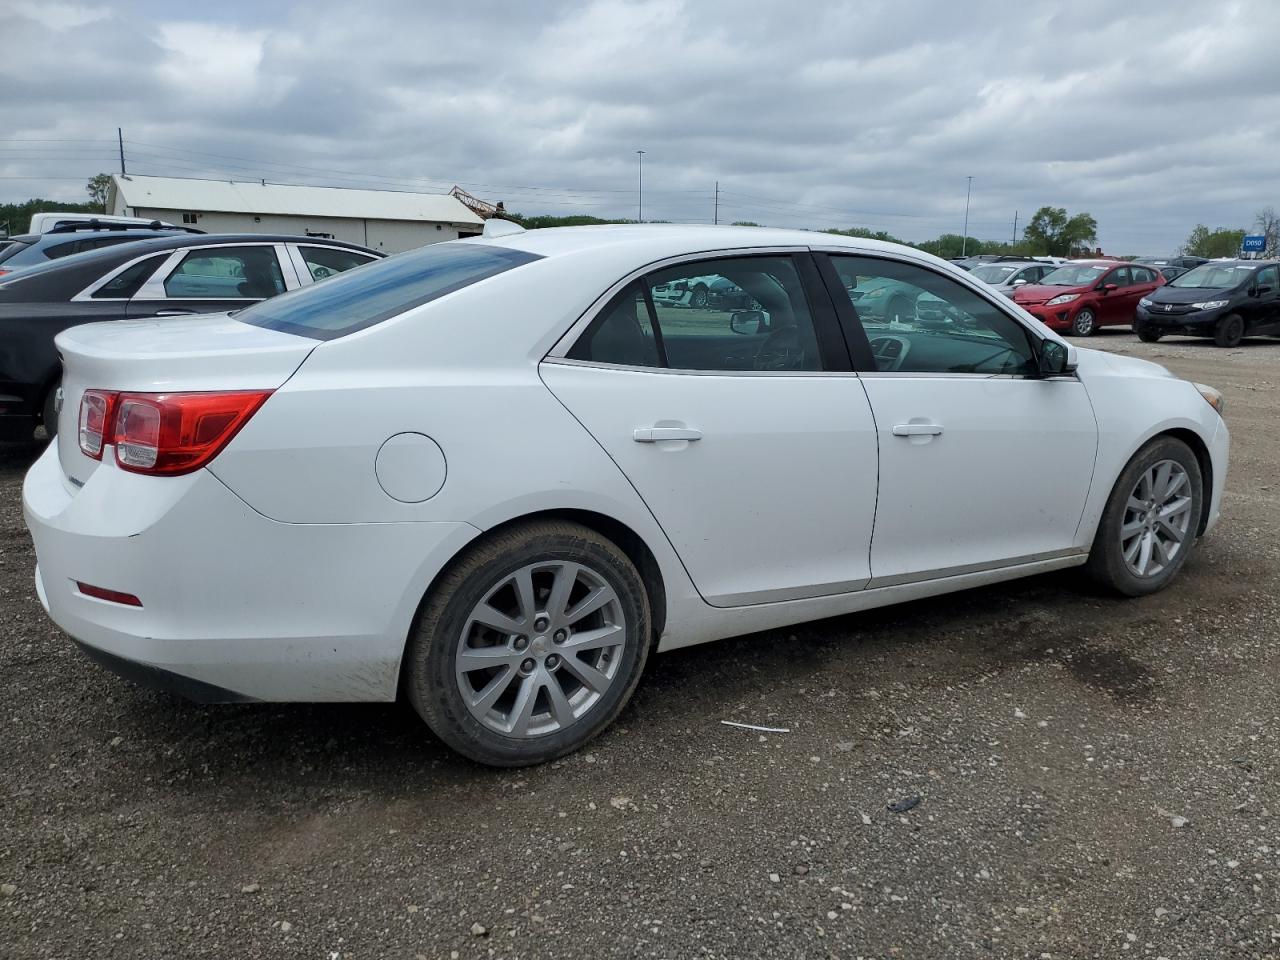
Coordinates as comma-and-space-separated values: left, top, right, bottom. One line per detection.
396, 508, 669, 696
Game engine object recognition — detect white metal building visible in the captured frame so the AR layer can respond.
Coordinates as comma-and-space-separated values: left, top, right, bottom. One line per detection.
106, 175, 485, 253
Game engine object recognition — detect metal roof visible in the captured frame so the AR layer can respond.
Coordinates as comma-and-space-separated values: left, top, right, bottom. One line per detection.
111, 175, 484, 226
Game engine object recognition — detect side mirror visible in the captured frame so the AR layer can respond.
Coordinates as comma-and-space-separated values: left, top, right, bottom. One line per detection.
729, 310, 766, 335
1038, 339, 1077, 377
1012, 279, 1028, 286
1101, 283, 1118, 293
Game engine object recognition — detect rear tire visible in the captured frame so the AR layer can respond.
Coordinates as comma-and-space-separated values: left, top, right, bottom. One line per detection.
404, 520, 650, 767
689, 284, 709, 308
1085, 437, 1203, 597
41, 379, 60, 439
1214, 313, 1244, 348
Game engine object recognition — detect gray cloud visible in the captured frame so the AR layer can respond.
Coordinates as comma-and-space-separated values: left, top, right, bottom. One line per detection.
3, 0, 1278, 253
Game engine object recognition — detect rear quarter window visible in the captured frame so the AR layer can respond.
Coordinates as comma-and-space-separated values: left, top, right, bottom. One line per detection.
236, 242, 542, 340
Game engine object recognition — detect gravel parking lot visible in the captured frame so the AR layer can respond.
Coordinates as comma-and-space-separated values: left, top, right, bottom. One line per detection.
2, 332, 1277, 960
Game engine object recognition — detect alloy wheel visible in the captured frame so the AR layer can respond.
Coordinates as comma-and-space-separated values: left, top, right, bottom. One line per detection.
1072, 309, 1095, 336
1120, 459, 1193, 578
455, 561, 627, 738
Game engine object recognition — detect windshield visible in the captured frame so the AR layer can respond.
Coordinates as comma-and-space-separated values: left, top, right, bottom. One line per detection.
236, 242, 542, 340
1168, 263, 1254, 289
970, 264, 1021, 283
1039, 263, 1109, 286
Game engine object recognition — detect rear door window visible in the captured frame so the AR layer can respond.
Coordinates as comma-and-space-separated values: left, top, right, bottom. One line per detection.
237, 242, 542, 340
162, 246, 285, 299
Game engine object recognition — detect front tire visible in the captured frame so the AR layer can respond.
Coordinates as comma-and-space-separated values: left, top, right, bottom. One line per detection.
1136, 326, 1162, 343
688, 284, 709, 308
1214, 313, 1244, 348
404, 520, 650, 767
1069, 308, 1097, 337
1085, 437, 1203, 597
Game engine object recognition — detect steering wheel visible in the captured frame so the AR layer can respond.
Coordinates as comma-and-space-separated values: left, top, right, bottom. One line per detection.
753, 326, 806, 371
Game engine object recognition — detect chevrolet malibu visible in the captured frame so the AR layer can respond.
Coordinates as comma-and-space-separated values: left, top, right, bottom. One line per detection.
23, 224, 1229, 766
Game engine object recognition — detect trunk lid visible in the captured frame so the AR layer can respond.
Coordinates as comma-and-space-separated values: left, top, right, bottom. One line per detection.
55, 313, 316, 485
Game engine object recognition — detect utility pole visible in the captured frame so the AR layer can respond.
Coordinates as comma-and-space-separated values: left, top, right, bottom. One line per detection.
636, 150, 645, 223
117, 127, 126, 175
1012, 210, 1018, 245
961, 176, 973, 256
714, 180, 719, 225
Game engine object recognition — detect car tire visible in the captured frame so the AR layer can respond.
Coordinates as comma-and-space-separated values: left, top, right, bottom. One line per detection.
1136, 326, 1162, 343
1213, 313, 1244, 348
1069, 308, 1097, 337
41, 379, 60, 439
1085, 436, 1203, 597
404, 519, 651, 767
689, 284, 709, 308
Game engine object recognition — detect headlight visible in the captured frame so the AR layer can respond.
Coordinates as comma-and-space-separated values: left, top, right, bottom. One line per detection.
1047, 294, 1079, 306
1193, 381, 1225, 416
1138, 297, 1152, 307
1190, 300, 1229, 310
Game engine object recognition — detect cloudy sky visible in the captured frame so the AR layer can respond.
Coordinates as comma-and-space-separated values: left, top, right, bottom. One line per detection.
4, 0, 1278, 253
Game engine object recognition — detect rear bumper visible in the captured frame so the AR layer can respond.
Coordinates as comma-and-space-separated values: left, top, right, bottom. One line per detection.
23, 443, 479, 702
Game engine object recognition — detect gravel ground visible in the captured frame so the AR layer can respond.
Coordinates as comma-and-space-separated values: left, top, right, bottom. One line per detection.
1, 331, 1278, 960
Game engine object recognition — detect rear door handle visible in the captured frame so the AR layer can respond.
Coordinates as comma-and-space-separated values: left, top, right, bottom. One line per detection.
892, 423, 944, 437
633, 427, 703, 442
154, 308, 196, 316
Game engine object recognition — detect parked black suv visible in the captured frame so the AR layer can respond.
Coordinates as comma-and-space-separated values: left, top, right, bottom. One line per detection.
0, 222, 202, 277
0, 233, 381, 439
1134, 259, 1280, 347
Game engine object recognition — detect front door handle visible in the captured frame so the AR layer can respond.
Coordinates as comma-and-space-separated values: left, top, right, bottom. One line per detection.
892, 423, 943, 437
154, 308, 196, 316
633, 426, 703, 442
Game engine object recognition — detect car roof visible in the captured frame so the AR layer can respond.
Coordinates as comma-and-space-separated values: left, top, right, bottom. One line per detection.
467, 223, 958, 272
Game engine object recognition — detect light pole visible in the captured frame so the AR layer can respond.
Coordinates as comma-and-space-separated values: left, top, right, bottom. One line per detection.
636, 150, 645, 223
961, 176, 973, 256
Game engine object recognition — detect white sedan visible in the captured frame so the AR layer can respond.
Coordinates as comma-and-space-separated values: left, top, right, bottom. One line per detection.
23, 224, 1229, 766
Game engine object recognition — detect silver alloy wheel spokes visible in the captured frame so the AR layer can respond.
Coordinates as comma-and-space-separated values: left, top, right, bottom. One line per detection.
1120, 459, 1193, 578
1075, 309, 1095, 335
455, 561, 626, 738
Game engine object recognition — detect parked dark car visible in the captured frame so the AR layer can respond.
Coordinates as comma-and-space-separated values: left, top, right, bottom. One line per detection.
0, 223, 202, 277
1136, 255, 1209, 272
0, 234, 382, 439
1134, 259, 1280, 347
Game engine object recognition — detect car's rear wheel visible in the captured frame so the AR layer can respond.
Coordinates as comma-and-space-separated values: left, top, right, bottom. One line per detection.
1069, 308, 1097, 337
41, 378, 60, 439
404, 520, 650, 767
1085, 436, 1203, 597
1214, 313, 1244, 348
1136, 326, 1162, 343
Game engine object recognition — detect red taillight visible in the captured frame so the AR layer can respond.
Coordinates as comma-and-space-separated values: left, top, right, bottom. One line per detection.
75, 582, 143, 607
78, 389, 271, 475
78, 390, 116, 460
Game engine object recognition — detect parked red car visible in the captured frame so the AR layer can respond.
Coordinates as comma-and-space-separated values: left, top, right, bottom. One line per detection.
1012, 260, 1164, 336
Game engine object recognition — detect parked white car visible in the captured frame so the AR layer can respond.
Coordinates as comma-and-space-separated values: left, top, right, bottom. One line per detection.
28, 212, 179, 234
23, 225, 1229, 766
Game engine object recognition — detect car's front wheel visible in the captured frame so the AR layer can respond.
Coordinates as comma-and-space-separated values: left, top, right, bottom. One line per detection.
688, 284, 709, 308
1069, 308, 1097, 337
41, 378, 61, 439
1085, 436, 1203, 597
404, 520, 650, 767
1135, 326, 1162, 343
1214, 313, 1244, 348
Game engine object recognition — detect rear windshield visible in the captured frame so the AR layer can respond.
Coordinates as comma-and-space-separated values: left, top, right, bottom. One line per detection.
236, 242, 542, 340
0, 239, 33, 265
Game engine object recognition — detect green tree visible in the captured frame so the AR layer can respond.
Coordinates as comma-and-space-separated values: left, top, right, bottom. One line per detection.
0, 197, 100, 237
825, 226, 904, 243
85, 173, 112, 212
730, 220, 760, 227
913, 233, 986, 259
1022, 206, 1098, 256
1181, 224, 1246, 258
1254, 207, 1279, 256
